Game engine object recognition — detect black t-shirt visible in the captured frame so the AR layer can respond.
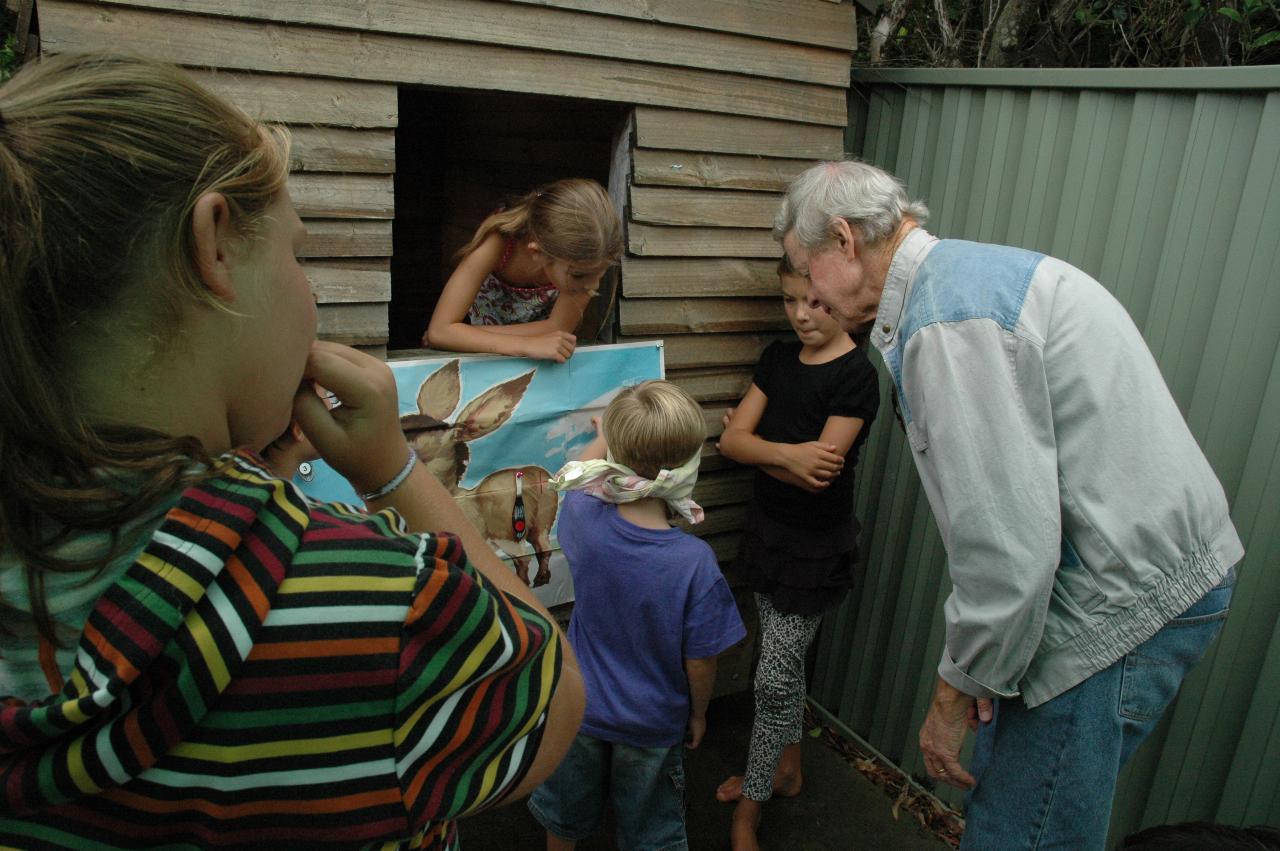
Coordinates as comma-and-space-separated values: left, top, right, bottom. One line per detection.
750, 340, 880, 530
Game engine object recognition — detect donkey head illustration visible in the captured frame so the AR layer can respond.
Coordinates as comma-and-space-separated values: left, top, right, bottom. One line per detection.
400, 360, 533, 487
400, 360, 559, 587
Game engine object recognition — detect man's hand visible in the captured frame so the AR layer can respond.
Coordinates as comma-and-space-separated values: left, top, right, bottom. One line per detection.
918, 676, 993, 790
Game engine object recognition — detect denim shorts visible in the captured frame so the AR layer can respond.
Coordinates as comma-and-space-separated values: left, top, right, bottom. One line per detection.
528, 733, 687, 851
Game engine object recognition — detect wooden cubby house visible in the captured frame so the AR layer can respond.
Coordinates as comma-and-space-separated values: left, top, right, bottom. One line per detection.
32, 0, 858, 691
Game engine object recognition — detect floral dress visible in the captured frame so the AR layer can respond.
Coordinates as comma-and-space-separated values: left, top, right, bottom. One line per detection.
466, 238, 559, 326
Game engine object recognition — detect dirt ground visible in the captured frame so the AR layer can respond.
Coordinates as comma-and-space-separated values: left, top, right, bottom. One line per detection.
459, 690, 952, 850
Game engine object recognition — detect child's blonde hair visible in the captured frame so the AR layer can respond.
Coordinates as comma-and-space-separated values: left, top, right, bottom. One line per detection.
603, 381, 706, 480
454, 178, 623, 267
0, 53, 289, 643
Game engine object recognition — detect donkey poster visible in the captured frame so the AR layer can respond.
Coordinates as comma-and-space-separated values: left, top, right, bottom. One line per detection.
292, 341, 665, 607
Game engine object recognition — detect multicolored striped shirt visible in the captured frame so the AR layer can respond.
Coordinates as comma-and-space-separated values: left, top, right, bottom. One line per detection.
0, 452, 562, 849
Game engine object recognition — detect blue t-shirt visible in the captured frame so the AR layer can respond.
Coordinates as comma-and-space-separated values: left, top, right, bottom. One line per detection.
559, 491, 746, 747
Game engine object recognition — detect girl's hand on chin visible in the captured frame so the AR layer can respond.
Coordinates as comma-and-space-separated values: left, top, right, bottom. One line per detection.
291, 341, 412, 495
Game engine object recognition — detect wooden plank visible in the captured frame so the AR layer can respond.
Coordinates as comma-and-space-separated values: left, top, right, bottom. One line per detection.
702, 402, 732, 437
302, 262, 391, 304
675, 503, 746, 537
622, 257, 781, 298
317, 303, 388, 346
505, 0, 855, 51
620, 298, 788, 334
39, 2, 847, 126
635, 107, 844, 159
593, 110, 635, 343
698, 440, 735, 474
693, 469, 755, 508
628, 224, 779, 258
102, 0, 851, 87
11, 0, 33, 59
634, 149, 812, 192
289, 174, 394, 220
631, 331, 789, 369
313, 258, 390, 273
668, 366, 753, 403
190, 70, 397, 127
289, 126, 395, 174
631, 186, 781, 228
300, 220, 394, 258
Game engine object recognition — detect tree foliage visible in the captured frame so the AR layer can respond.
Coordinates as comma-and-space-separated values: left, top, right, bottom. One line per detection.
859, 0, 1280, 67
1, 7, 19, 84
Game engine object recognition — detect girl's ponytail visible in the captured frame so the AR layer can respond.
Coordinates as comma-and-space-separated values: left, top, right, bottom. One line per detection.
453, 199, 535, 262
453, 178, 622, 267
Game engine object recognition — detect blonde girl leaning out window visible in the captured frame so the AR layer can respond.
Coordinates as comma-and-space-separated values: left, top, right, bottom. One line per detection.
423, 178, 622, 363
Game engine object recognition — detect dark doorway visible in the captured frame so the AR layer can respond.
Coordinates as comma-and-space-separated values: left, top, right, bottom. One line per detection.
389, 88, 629, 352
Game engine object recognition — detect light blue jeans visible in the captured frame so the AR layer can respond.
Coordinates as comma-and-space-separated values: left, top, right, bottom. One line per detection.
960, 571, 1235, 851
528, 733, 687, 851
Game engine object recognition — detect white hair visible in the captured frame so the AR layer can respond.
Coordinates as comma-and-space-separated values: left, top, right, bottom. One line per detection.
773, 160, 930, 249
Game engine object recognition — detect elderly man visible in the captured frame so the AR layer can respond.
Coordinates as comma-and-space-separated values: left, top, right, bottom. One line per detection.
775, 161, 1242, 849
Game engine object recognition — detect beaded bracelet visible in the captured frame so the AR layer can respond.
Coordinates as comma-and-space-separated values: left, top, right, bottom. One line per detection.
359, 447, 417, 502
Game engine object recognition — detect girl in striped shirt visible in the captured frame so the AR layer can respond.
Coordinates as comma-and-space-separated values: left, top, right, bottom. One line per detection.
0, 53, 583, 851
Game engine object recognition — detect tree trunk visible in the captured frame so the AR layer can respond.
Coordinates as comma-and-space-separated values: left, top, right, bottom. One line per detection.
869, 0, 912, 65
984, 0, 1039, 67
933, 0, 970, 66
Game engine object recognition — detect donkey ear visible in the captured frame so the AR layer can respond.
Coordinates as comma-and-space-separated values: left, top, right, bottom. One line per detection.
417, 360, 461, 420
455, 369, 535, 443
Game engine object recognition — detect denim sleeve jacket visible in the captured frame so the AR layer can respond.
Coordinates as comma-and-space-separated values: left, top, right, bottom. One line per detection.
873, 229, 1243, 708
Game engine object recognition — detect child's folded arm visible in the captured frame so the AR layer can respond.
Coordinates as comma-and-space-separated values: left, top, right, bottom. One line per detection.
758, 462, 827, 494
719, 386, 845, 490
817, 414, 866, 459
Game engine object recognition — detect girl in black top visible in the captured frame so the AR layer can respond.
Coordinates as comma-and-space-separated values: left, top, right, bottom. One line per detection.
715, 258, 880, 850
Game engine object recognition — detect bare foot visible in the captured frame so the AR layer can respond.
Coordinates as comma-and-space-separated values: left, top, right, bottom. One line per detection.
716, 775, 745, 802
773, 771, 803, 798
716, 772, 803, 803
730, 800, 762, 851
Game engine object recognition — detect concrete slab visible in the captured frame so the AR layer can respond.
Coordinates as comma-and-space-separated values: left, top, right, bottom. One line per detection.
458, 691, 949, 849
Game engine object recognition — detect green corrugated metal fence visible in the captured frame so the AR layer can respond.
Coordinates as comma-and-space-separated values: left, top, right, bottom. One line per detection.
813, 66, 1280, 841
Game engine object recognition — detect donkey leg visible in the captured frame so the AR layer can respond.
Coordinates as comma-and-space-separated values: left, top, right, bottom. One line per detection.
533, 555, 551, 588
510, 554, 531, 587
531, 533, 553, 588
